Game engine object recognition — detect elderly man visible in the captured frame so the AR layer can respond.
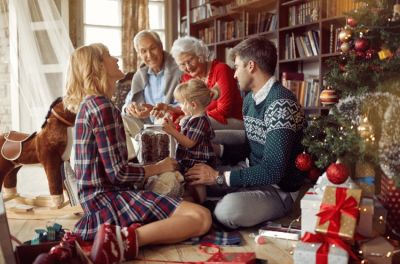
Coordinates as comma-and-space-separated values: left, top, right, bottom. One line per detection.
122, 30, 182, 158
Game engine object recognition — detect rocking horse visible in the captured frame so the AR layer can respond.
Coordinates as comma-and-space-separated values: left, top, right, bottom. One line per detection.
0, 97, 76, 207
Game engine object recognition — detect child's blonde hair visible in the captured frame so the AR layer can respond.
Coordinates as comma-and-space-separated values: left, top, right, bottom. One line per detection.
174, 79, 219, 109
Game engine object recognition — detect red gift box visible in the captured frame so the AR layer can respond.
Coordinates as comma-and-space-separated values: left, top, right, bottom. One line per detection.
205, 252, 256, 264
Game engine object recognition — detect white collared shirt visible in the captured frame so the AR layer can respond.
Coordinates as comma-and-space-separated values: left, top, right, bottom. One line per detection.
251, 76, 277, 105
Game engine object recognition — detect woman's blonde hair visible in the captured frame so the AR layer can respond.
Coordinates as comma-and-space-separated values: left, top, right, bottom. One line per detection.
63, 43, 110, 113
174, 79, 219, 109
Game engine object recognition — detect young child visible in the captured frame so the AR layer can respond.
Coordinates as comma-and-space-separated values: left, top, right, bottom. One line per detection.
162, 79, 219, 203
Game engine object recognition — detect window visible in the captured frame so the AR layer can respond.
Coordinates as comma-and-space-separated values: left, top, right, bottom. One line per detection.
83, 0, 165, 63
83, 0, 122, 63
149, 0, 165, 47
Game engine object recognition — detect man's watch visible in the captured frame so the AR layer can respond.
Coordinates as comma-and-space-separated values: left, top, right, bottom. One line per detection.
215, 172, 225, 186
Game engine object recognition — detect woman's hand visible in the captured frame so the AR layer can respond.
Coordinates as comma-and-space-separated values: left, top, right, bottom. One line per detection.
185, 163, 218, 186
126, 102, 153, 119
156, 157, 178, 173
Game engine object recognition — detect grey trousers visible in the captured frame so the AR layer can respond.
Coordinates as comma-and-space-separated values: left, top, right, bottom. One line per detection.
207, 183, 297, 229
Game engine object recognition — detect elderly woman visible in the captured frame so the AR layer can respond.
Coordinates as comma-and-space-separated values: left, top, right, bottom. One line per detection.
156, 36, 244, 131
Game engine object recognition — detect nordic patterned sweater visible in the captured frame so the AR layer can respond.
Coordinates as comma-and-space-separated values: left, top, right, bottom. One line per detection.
229, 81, 306, 192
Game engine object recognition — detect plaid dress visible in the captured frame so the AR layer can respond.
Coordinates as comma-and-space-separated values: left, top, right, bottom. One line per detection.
176, 115, 216, 172
73, 96, 181, 240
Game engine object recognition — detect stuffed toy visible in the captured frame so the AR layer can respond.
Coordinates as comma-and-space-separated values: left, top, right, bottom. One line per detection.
145, 171, 185, 198
0, 97, 76, 207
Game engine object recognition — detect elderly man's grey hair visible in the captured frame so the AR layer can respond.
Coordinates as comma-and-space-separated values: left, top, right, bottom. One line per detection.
170, 36, 212, 62
133, 30, 163, 51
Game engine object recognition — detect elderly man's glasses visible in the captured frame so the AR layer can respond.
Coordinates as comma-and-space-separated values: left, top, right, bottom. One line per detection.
178, 56, 197, 69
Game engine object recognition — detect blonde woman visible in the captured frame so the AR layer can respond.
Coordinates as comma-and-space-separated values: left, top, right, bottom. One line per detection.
162, 79, 218, 203
63, 43, 211, 262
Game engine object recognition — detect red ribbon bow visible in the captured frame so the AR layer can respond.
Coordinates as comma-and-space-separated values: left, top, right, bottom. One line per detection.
316, 187, 359, 237
301, 232, 359, 264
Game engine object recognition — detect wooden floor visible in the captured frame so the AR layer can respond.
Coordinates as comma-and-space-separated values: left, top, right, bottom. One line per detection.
5, 166, 297, 263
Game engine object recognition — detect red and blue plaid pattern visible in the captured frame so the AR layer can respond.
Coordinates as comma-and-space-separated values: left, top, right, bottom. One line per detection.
73, 96, 181, 240
176, 115, 216, 172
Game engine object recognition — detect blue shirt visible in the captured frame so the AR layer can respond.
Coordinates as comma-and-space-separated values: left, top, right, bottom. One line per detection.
144, 68, 165, 105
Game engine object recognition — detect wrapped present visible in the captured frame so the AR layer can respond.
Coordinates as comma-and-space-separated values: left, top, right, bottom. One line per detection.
314, 172, 359, 198
380, 174, 400, 233
293, 232, 358, 264
300, 189, 322, 236
316, 186, 362, 240
360, 236, 395, 264
373, 199, 387, 236
354, 161, 375, 196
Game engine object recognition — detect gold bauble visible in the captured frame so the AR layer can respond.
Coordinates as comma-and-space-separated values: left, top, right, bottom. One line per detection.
340, 42, 351, 53
357, 116, 374, 139
338, 29, 353, 42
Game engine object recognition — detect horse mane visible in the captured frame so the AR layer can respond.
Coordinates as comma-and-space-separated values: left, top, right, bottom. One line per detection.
40, 97, 63, 129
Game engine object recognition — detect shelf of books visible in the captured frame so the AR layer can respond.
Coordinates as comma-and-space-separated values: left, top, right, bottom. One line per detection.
178, 0, 359, 115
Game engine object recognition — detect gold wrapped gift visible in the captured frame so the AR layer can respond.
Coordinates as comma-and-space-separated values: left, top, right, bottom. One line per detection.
316, 186, 362, 240
354, 161, 375, 196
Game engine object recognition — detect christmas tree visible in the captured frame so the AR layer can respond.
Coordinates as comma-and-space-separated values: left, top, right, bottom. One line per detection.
302, 0, 400, 185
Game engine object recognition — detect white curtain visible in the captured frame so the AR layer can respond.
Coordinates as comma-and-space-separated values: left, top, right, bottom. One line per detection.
10, 0, 73, 131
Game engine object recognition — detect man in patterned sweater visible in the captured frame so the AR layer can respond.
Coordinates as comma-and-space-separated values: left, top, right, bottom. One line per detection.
186, 36, 306, 229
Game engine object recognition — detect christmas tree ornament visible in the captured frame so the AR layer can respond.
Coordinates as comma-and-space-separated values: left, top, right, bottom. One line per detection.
308, 167, 321, 182
357, 116, 374, 140
326, 162, 350, 184
346, 17, 357, 27
338, 27, 353, 42
365, 48, 376, 60
356, 50, 366, 59
355, 33, 369, 52
295, 152, 313, 171
340, 42, 351, 53
319, 87, 339, 106
378, 48, 393, 60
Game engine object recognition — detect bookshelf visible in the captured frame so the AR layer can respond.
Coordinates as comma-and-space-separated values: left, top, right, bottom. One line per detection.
178, 0, 358, 115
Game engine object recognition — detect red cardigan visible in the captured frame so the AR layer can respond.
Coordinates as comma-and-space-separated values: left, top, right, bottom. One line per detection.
181, 60, 243, 124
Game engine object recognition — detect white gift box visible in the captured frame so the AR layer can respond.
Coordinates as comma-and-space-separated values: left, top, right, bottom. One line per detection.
300, 189, 321, 236
293, 241, 349, 264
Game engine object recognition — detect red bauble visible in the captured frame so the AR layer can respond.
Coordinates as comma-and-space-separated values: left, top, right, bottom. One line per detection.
365, 48, 376, 60
356, 50, 366, 59
347, 17, 357, 27
49, 244, 72, 261
355, 38, 369, 52
33, 253, 56, 264
308, 167, 321, 182
326, 163, 349, 184
295, 153, 313, 171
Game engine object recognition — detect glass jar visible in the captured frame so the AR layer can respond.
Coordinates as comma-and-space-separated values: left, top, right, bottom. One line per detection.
137, 124, 175, 164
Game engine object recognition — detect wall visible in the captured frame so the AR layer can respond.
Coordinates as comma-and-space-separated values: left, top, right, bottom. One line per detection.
0, 3, 10, 133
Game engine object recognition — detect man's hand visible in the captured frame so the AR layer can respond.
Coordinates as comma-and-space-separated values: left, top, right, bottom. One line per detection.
151, 103, 169, 119
185, 163, 218, 186
126, 102, 153, 119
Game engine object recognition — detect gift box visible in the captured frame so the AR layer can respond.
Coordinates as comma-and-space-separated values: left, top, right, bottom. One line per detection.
300, 189, 322, 236
360, 236, 395, 264
380, 174, 400, 233
293, 239, 349, 264
315, 186, 362, 240
205, 252, 256, 264
354, 161, 375, 196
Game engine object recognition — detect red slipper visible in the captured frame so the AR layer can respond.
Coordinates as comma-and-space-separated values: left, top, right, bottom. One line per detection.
90, 223, 140, 264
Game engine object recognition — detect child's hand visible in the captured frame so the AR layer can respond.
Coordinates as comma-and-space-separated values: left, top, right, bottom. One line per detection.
126, 102, 153, 119
162, 116, 176, 135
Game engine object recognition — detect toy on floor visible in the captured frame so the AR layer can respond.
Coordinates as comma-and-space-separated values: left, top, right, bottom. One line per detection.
0, 97, 76, 208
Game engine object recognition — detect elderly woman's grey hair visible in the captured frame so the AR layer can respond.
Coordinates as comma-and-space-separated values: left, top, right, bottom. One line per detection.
170, 36, 212, 62
133, 30, 163, 51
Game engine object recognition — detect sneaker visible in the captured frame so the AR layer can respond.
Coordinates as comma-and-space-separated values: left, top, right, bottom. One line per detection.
90, 223, 140, 264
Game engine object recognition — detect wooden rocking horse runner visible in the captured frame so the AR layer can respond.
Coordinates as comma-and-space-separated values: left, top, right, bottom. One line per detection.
0, 97, 76, 208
